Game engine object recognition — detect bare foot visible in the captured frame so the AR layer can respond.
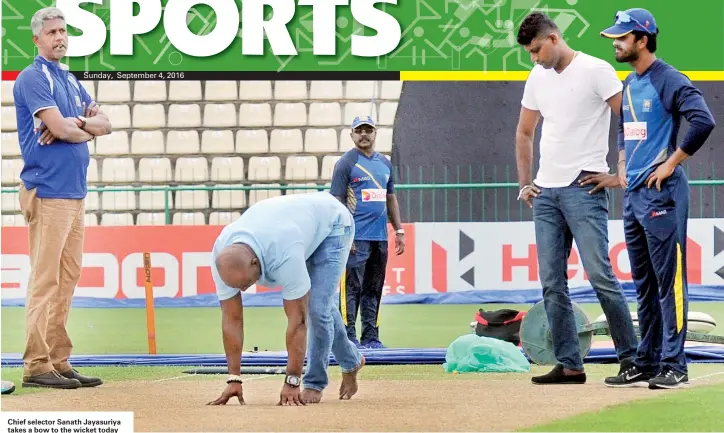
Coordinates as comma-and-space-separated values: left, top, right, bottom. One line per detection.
301, 388, 323, 404
339, 356, 365, 400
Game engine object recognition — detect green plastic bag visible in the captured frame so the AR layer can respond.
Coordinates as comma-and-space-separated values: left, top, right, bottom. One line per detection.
443, 334, 531, 373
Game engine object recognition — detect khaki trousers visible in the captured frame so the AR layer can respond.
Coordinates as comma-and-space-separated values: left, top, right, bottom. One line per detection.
19, 183, 85, 380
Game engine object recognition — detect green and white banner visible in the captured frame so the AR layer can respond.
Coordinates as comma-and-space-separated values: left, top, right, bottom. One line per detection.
2, 0, 722, 79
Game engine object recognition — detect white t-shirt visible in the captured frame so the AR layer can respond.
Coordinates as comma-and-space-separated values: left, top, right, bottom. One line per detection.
521, 52, 623, 188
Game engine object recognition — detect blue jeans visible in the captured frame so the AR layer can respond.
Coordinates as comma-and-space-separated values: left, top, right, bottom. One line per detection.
532, 172, 638, 370
303, 224, 364, 392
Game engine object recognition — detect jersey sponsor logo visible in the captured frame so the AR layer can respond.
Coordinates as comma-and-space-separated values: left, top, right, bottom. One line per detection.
624, 122, 647, 141
361, 189, 386, 202
651, 210, 668, 218
352, 176, 371, 183
643, 99, 652, 112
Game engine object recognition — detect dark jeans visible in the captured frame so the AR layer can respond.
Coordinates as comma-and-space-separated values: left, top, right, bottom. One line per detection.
533, 172, 638, 370
340, 240, 388, 345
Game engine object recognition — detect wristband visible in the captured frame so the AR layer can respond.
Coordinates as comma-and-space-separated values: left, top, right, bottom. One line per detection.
226, 374, 243, 384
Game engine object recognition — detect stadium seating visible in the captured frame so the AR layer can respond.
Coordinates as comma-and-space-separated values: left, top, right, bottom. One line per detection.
1, 132, 21, 156
136, 212, 166, 226
1, 158, 23, 185
1, 80, 401, 226
2, 213, 25, 226
209, 211, 242, 225
101, 212, 134, 226
1, 81, 15, 104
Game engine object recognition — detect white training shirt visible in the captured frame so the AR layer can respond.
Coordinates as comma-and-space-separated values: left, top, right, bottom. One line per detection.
521, 51, 623, 188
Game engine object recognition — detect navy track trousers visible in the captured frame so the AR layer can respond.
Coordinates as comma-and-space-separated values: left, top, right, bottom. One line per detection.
340, 240, 388, 346
623, 164, 690, 375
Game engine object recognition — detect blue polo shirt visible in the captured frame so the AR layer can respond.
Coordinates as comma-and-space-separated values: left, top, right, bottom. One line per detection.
619, 59, 716, 191
211, 192, 354, 302
330, 149, 394, 241
13, 56, 93, 199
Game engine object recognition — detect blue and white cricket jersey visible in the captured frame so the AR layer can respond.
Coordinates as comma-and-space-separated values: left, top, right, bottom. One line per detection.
211, 192, 353, 302
330, 149, 394, 241
13, 56, 93, 199
619, 59, 716, 190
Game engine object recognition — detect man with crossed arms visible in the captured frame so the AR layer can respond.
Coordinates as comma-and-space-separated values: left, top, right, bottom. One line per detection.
14, 6, 112, 390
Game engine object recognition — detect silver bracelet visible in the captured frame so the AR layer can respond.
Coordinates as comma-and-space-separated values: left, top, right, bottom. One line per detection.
517, 185, 534, 200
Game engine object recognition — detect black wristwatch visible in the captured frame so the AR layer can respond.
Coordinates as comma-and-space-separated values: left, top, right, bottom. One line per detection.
284, 375, 301, 387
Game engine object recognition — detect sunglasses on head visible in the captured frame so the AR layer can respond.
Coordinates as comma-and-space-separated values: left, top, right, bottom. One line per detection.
614, 11, 654, 34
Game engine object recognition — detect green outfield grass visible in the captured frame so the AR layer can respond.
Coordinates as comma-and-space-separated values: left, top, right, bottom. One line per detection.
520, 381, 724, 432
2, 302, 723, 354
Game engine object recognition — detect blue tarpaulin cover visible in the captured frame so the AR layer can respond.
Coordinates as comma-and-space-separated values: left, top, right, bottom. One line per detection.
2, 346, 723, 368
2, 283, 723, 308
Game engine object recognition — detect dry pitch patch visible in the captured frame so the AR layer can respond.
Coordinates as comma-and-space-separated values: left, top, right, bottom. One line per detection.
6, 366, 723, 432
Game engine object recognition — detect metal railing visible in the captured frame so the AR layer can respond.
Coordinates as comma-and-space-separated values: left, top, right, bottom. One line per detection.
390, 162, 723, 222
2, 179, 722, 224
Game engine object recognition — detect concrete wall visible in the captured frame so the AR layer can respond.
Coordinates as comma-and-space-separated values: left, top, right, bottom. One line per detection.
391, 82, 723, 222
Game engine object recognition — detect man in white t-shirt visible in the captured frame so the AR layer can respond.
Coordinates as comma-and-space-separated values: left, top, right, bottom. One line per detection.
514, 12, 639, 385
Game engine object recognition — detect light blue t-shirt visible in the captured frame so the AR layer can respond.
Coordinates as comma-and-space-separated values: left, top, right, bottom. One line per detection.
211, 192, 354, 302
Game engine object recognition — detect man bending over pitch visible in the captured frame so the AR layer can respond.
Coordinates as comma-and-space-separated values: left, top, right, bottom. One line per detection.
207, 192, 365, 406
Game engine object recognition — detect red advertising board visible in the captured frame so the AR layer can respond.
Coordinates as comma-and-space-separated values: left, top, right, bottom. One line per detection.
1, 223, 416, 300
383, 224, 415, 295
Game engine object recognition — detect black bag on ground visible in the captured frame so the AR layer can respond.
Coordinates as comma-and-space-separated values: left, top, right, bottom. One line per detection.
473, 309, 526, 346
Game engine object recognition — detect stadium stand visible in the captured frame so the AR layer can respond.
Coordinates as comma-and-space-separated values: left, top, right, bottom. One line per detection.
0, 80, 401, 226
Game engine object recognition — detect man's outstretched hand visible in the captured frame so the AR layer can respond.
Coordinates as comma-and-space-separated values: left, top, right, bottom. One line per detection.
208, 382, 245, 406
278, 384, 305, 406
